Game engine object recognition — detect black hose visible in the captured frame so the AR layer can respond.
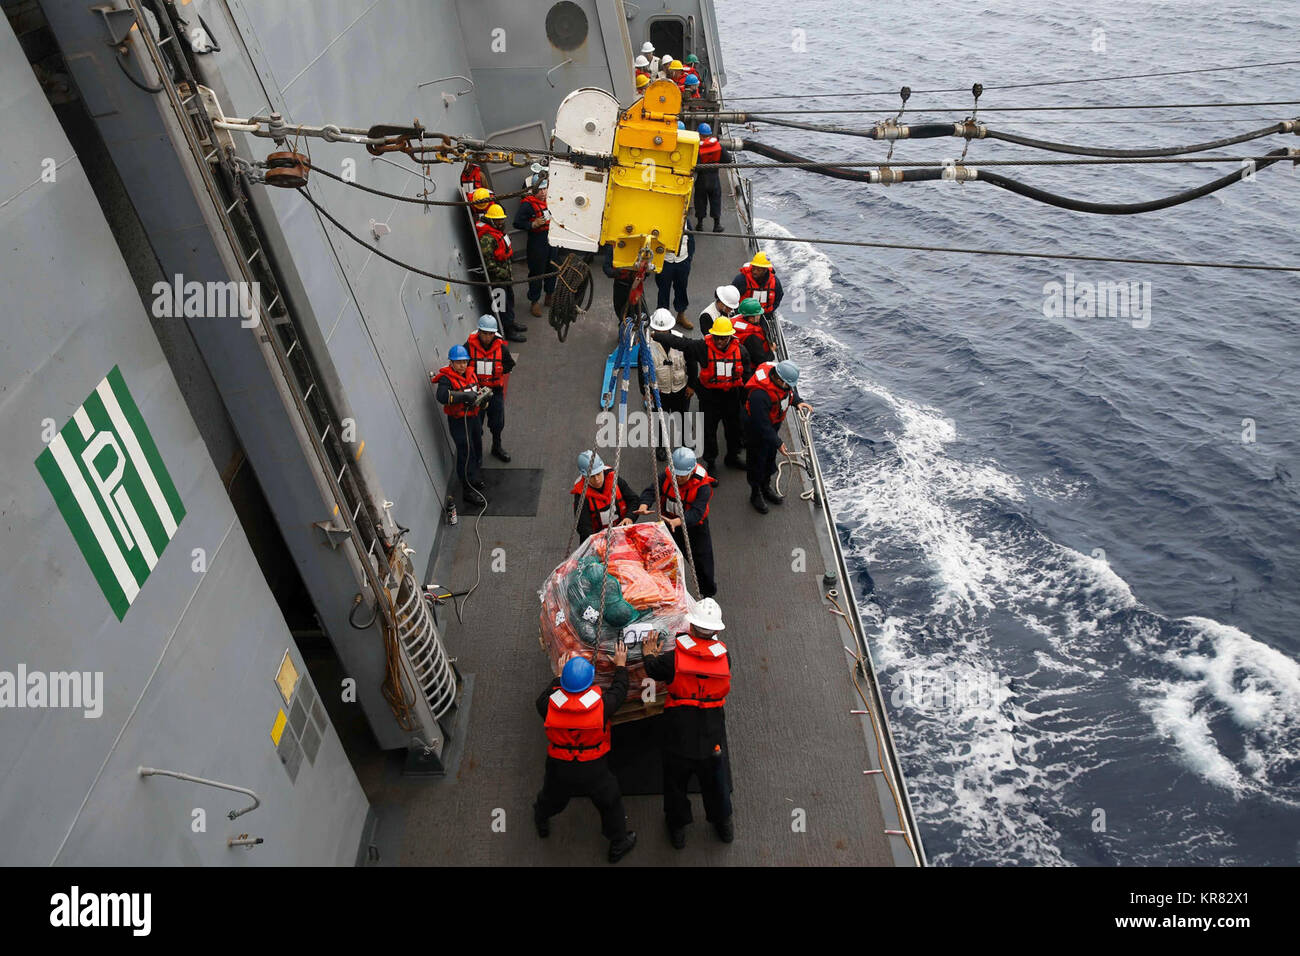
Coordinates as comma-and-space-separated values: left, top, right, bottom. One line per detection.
115, 50, 163, 94
978, 147, 1292, 214
985, 121, 1292, 157
746, 114, 957, 140
742, 140, 944, 183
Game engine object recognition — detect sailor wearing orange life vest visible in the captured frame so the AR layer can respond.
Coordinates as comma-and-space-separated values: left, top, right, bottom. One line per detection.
571, 450, 636, 540
468, 186, 494, 218
732, 250, 783, 318
465, 314, 517, 463
641, 597, 734, 847
459, 161, 485, 199
652, 318, 751, 475
693, 123, 729, 233
634, 448, 718, 598
477, 203, 526, 342
741, 359, 813, 514
513, 171, 556, 318
533, 649, 638, 864
431, 344, 489, 507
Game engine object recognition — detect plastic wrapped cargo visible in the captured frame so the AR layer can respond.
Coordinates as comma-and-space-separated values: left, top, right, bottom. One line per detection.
539, 522, 694, 707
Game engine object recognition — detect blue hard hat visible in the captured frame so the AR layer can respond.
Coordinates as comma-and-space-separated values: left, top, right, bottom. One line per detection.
577, 449, 605, 477
477, 314, 499, 333
775, 359, 800, 386
697, 122, 712, 137
561, 656, 595, 693
449, 344, 470, 361
671, 447, 697, 476
685, 73, 699, 86
677, 120, 685, 129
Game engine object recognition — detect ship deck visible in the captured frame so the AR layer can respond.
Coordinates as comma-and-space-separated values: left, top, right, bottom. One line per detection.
349, 184, 911, 866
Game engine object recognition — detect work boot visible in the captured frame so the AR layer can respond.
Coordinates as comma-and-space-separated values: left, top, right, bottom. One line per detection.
529, 300, 542, 318
543, 292, 554, 306
491, 443, 511, 463
723, 454, 746, 470
534, 813, 550, 839
464, 487, 487, 507
749, 487, 768, 514
608, 831, 637, 864
694, 219, 704, 231
714, 818, 735, 843
513, 321, 529, 332
469, 477, 487, 491
762, 483, 784, 505
506, 330, 527, 343
667, 821, 686, 850
712, 218, 723, 233
676, 311, 693, 330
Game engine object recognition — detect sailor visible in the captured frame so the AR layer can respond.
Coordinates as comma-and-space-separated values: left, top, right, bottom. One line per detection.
694, 123, 729, 233
571, 450, 636, 539
634, 54, 651, 81
640, 309, 693, 461
469, 186, 494, 218
730, 296, 774, 364
654, 226, 695, 329
465, 314, 517, 462
641, 598, 733, 847
740, 359, 813, 514
732, 250, 783, 318
431, 344, 487, 506
534, 650, 638, 864
683, 72, 702, 100
653, 318, 750, 474
634, 447, 718, 598
459, 161, 486, 199
635, 73, 650, 93
640, 40, 659, 76
477, 203, 526, 342
698, 284, 740, 332
665, 59, 686, 91
683, 53, 702, 86
512, 176, 556, 319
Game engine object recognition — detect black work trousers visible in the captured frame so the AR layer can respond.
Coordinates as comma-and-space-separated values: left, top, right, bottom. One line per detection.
448, 412, 483, 487
698, 387, 742, 464
663, 746, 731, 828
745, 426, 779, 490
525, 234, 556, 302
479, 388, 506, 443
534, 756, 629, 841
694, 176, 722, 222
672, 521, 716, 598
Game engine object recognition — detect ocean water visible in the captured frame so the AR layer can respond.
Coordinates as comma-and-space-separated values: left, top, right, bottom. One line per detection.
715, 0, 1300, 865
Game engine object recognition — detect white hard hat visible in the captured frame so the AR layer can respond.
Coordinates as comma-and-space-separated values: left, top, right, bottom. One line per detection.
650, 307, 676, 332
641, 41, 655, 54
634, 55, 649, 68
687, 597, 725, 632
716, 285, 740, 310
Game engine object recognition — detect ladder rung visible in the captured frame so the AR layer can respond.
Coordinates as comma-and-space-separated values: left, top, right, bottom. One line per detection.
337, 464, 347, 483
225, 198, 240, 214
246, 247, 261, 265
158, 35, 175, 46
352, 500, 363, 520
285, 339, 298, 357
319, 424, 332, 443
302, 382, 314, 401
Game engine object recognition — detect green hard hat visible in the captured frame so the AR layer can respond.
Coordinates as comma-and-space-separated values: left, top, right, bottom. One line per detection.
738, 297, 762, 316
685, 54, 699, 64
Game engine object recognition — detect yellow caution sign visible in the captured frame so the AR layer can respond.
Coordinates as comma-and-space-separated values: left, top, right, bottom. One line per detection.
601, 79, 699, 271
270, 708, 288, 747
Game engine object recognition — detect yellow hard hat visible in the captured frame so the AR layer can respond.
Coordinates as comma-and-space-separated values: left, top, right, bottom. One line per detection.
484, 203, 506, 219
635, 74, 649, 89
668, 59, 684, 71
471, 187, 493, 203
710, 316, 735, 336
749, 251, 772, 268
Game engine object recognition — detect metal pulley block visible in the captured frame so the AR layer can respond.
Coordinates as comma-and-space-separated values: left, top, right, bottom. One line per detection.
264, 151, 310, 188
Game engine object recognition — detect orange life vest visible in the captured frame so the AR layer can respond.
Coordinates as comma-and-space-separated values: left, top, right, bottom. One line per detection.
519, 194, 549, 232
696, 336, 745, 390
664, 633, 730, 709
431, 364, 480, 418
476, 219, 512, 261
570, 471, 628, 533
466, 333, 506, 388
698, 136, 722, 164
745, 361, 792, 427
730, 317, 769, 354
738, 263, 778, 313
658, 464, 717, 523
544, 686, 611, 761
460, 163, 485, 193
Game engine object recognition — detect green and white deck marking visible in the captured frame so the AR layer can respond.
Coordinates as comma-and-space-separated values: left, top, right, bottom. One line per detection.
35, 366, 185, 620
